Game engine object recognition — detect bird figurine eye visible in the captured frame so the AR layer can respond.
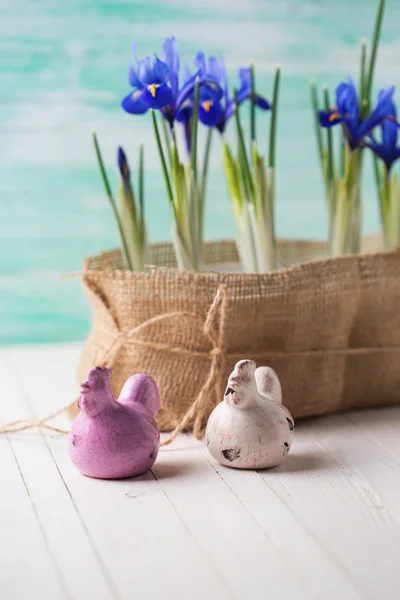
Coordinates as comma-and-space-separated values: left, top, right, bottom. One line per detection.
224, 387, 235, 396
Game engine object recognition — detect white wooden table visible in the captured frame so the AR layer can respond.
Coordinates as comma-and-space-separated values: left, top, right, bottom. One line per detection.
1, 344, 400, 600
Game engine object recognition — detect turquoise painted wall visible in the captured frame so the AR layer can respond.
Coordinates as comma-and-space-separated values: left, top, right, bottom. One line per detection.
1, 0, 400, 343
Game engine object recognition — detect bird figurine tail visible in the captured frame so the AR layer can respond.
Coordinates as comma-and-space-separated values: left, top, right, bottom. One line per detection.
255, 366, 282, 404
118, 374, 160, 416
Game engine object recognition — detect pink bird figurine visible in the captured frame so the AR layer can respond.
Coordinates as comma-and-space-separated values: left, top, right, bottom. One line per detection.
68, 367, 160, 479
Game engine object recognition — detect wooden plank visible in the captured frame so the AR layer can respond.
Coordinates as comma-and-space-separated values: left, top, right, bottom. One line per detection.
154, 434, 316, 600
313, 410, 400, 515
257, 415, 400, 600
0, 438, 67, 599
5, 345, 232, 600
194, 439, 362, 600
346, 407, 400, 465
0, 350, 116, 600
0, 355, 66, 600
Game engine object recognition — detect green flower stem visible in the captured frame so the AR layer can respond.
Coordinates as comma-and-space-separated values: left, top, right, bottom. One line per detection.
189, 77, 203, 266
267, 66, 280, 249
190, 78, 200, 183
359, 39, 368, 109
310, 80, 324, 169
268, 65, 281, 169
330, 150, 362, 256
223, 139, 256, 271
171, 225, 194, 270
365, 0, 385, 107
253, 163, 276, 272
234, 89, 254, 200
138, 143, 145, 247
250, 63, 256, 144
386, 173, 400, 249
160, 117, 172, 170
323, 85, 334, 186
379, 166, 397, 249
339, 128, 346, 179
151, 110, 173, 203
200, 127, 213, 223
92, 131, 133, 270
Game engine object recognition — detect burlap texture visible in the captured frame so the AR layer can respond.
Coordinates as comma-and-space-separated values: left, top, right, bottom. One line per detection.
76, 237, 400, 437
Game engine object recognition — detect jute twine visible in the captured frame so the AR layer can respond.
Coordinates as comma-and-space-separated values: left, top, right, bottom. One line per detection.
2, 237, 400, 441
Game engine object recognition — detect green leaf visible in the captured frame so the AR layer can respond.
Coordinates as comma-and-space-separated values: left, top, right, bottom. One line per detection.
190, 78, 200, 182
92, 131, 133, 270
222, 140, 243, 214
268, 65, 281, 169
309, 80, 324, 168
151, 110, 173, 203
365, 0, 385, 107
234, 89, 254, 200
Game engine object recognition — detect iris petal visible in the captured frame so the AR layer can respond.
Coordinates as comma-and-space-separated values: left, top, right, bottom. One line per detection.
365, 140, 396, 169
330, 79, 360, 147
121, 90, 149, 114
209, 56, 229, 99
238, 67, 251, 91
141, 84, 173, 108
255, 95, 271, 110
162, 36, 179, 98
335, 82, 349, 114
128, 65, 142, 88
382, 117, 398, 151
176, 71, 200, 111
202, 78, 223, 102
236, 86, 250, 104
318, 110, 343, 128
199, 102, 224, 127
195, 51, 206, 76
344, 78, 359, 122
153, 54, 170, 84
236, 86, 270, 111
208, 57, 222, 83
224, 99, 235, 120
357, 85, 395, 141
378, 92, 398, 150
176, 101, 192, 124
138, 56, 153, 86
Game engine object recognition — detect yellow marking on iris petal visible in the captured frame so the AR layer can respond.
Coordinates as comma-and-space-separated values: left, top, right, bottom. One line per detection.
329, 111, 340, 122
203, 100, 212, 113
150, 83, 156, 98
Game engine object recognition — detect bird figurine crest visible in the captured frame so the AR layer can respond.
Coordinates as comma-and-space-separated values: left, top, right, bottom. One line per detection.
68, 367, 160, 479
206, 359, 294, 469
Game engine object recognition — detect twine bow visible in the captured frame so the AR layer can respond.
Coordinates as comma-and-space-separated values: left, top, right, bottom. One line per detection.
0, 285, 229, 444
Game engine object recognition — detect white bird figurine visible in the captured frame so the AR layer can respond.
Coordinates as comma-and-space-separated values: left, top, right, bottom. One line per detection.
206, 359, 294, 469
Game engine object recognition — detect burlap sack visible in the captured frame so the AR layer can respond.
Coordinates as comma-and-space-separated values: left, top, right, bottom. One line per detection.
76, 237, 400, 438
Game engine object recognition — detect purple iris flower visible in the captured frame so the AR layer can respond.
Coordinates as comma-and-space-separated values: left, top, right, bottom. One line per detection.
364, 93, 400, 171
318, 78, 395, 151
121, 37, 222, 128
177, 53, 271, 133
174, 56, 223, 153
